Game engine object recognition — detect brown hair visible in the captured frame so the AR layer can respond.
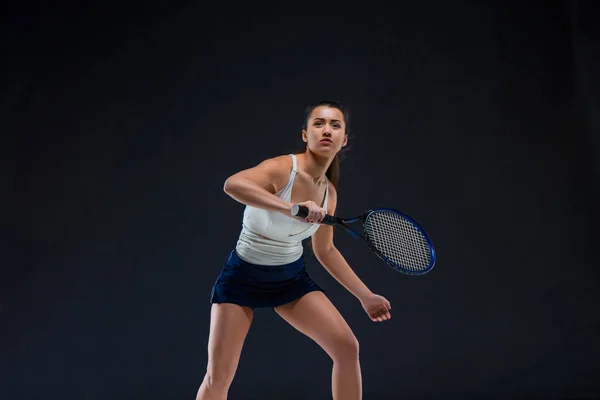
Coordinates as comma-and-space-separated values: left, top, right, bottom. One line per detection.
302, 100, 350, 189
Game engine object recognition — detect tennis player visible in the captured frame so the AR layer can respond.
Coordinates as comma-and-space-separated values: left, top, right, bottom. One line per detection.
196, 101, 392, 400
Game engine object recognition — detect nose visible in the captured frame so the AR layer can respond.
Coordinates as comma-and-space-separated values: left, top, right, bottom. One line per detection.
322, 125, 332, 135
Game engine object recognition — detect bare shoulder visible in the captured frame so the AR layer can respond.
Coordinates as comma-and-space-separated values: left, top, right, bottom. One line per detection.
257, 154, 294, 179
264, 154, 294, 192
226, 154, 294, 194
261, 154, 294, 170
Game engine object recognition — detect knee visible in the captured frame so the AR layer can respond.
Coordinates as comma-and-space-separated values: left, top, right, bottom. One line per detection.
330, 332, 360, 362
203, 366, 235, 391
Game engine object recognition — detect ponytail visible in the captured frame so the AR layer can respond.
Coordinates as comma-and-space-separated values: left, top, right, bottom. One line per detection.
326, 152, 342, 189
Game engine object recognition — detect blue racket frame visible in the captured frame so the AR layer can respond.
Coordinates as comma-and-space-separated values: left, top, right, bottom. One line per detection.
292, 205, 436, 275
362, 208, 436, 275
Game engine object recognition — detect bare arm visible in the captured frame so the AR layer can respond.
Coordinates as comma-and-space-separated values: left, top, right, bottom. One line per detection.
311, 183, 373, 301
223, 156, 294, 214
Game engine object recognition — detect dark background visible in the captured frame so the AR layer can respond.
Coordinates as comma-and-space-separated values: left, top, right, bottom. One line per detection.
2, 1, 599, 399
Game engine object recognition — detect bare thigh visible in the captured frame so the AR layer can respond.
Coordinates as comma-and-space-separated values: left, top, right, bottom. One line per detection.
274, 291, 359, 361
205, 303, 253, 381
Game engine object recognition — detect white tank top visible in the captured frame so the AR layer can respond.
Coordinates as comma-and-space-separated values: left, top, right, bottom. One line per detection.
235, 154, 329, 266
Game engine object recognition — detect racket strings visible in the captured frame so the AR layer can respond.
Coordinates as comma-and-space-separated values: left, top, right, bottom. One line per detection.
365, 211, 432, 272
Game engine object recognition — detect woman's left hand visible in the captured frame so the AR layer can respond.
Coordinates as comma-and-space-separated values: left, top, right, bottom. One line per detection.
360, 293, 392, 322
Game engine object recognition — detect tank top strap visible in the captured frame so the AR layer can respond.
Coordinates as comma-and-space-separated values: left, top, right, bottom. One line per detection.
323, 179, 329, 211
276, 154, 297, 199
290, 153, 298, 172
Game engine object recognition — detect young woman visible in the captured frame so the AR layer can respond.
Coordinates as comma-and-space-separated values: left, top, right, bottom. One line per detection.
196, 101, 392, 400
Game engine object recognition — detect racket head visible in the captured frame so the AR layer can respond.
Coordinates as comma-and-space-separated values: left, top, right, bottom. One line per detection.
362, 208, 436, 275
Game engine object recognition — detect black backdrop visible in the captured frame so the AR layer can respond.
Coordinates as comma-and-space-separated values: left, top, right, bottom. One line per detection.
3, 1, 599, 399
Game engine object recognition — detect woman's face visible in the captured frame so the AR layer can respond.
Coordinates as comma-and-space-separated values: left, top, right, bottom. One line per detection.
302, 106, 348, 155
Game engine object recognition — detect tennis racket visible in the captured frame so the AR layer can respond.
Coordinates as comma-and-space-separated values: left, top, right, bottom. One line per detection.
291, 204, 436, 275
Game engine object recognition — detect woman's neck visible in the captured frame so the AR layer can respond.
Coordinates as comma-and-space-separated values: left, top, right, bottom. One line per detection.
298, 151, 332, 184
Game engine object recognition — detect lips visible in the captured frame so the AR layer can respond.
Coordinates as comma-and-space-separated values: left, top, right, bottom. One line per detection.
319, 139, 333, 144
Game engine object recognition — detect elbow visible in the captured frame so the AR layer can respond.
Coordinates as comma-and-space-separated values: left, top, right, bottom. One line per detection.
314, 245, 335, 261
223, 178, 231, 194
223, 177, 238, 194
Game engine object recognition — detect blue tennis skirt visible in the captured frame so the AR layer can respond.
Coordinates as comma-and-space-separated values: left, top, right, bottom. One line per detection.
210, 250, 325, 308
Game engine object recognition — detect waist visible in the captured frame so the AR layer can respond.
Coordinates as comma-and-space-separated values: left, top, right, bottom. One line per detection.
227, 249, 306, 274
235, 228, 303, 266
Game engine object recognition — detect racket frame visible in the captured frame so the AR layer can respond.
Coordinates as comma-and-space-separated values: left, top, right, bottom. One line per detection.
291, 204, 436, 275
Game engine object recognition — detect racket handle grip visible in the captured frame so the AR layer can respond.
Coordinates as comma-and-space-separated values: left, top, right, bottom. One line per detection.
290, 204, 338, 225
291, 204, 309, 217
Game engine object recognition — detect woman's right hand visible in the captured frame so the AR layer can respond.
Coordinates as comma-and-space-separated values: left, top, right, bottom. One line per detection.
294, 200, 326, 224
